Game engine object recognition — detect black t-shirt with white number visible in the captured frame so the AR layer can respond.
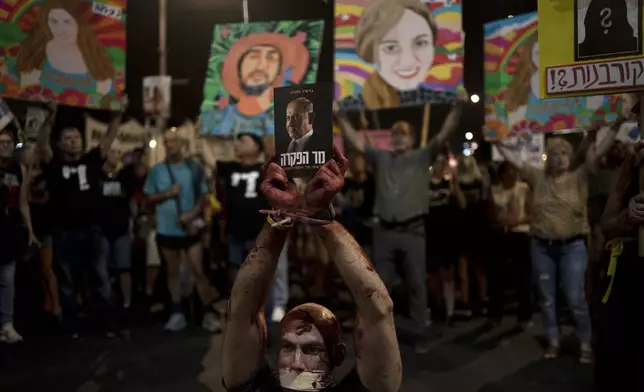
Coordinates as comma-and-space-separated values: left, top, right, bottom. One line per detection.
217, 161, 268, 240
224, 366, 367, 392
99, 164, 136, 238
45, 148, 104, 230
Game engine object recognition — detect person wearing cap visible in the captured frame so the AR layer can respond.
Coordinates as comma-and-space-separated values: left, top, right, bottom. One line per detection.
334, 97, 465, 353
217, 133, 290, 322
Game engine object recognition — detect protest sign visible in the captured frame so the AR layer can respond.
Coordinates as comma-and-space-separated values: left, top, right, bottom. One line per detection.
335, 0, 464, 110
0, 99, 14, 131
0, 0, 127, 109
538, 0, 644, 98
143, 76, 171, 118
85, 116, 145, 154
24, 106, 47, 141
492, 132, 545, 168
274, 83, 333, 178
484, 12, 622, 141
198, 20, 324, 137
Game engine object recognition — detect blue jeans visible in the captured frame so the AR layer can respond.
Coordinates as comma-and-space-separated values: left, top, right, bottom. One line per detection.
531, 238, 592, 343
0, 261, 16, 325
101, 234, 132, 271
53, 228, 114, 334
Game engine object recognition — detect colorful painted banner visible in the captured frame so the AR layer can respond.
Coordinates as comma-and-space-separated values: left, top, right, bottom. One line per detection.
334, 130, 392, 153
483, 12, 622, 141
198, 20, 324, 137
334, 0, 464, 110
0, 0, 127, 110
538, 0, 644, 98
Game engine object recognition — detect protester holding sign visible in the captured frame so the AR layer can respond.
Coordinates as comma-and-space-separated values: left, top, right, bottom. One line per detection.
37, 97, 127, 338
22, 103, 61, 323
334, 96, 464, 353
494, 117, 624, 363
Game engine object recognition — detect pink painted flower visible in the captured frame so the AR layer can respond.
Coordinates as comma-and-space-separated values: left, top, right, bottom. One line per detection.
221, 27, 231, 40
59, 89, 88, 107
294, 31, 307, 43
19, 86, 56, 102
543, 114, 575, 132
217, 96, 229, 109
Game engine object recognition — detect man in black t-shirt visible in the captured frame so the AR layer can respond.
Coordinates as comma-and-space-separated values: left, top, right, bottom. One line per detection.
37, 103, 124, 337
222, 147, 401, 392
217, 133, 268, 281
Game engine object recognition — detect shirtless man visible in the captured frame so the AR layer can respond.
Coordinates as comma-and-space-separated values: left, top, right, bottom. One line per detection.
222, 146, 401, 392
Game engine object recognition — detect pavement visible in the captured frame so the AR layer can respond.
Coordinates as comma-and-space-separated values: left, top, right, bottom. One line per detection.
0, 315, 593, 392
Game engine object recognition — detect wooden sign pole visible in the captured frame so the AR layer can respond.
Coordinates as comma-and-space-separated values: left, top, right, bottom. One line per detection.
420, 104, 431, 147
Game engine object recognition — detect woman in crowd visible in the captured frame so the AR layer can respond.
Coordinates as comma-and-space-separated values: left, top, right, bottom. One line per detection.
426, 152, 465, 324
488, 161, 533, 328
495, 118, 622, 363
456, 155, 488, 317
23, 107, 61, 323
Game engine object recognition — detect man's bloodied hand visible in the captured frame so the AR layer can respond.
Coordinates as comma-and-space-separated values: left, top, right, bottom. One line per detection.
260, 162, 299, 210
305, 144, 348, 212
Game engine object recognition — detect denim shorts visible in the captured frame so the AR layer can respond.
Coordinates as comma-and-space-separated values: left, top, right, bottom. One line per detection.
101, 234, 132, 271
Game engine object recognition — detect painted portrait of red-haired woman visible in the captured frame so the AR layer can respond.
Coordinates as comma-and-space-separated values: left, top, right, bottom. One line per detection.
16, 0, 116, 96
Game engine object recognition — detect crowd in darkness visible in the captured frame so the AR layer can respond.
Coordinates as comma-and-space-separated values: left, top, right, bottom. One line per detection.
0, 96, 635, 379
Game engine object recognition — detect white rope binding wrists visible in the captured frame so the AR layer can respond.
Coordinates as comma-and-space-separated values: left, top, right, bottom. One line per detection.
270, 217, 292, 228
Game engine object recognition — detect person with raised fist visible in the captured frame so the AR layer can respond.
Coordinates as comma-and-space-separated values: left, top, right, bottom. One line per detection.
222, 146, 401, 392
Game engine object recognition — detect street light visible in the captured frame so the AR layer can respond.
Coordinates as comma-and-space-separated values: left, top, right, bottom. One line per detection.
465, 132, 473, 140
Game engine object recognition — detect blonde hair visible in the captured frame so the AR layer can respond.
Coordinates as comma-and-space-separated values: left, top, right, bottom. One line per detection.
505, 33, 537, 112
546, 137, 573, 173
355, 0, 438, 64
17, 0, 115, 80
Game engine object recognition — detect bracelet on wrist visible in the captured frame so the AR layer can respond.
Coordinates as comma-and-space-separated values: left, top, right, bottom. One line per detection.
267, 214, 294, 229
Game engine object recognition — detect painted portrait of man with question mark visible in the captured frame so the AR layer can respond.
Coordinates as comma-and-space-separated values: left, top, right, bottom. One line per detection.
575, 0, 642, 60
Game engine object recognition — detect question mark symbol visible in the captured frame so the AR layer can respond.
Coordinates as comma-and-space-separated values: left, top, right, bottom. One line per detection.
600, 7, 612, 34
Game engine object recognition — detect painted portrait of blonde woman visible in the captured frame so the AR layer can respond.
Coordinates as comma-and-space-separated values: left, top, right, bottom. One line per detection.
355, 0, 438, 109
16, 0, 115, 96
504, 33, 604, 131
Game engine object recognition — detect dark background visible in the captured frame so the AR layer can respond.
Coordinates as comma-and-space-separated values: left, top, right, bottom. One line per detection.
9, 0, 541, 158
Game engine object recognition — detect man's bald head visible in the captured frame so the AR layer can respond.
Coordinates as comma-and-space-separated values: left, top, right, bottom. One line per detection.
277, 303, 346, 391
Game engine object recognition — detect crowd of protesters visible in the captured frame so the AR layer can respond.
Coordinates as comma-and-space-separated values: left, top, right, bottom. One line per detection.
0, 96, 638, 380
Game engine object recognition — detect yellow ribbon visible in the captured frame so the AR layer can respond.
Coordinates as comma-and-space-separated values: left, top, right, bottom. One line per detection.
602, 237, 636, 304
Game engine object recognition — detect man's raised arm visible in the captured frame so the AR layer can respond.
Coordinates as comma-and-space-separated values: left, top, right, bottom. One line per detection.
222, 161, 300, 390
333, 101, 365, 154
315, 222, 401, 392
222, 223, 290, 389
36, 104, 57, 164
304, 146, 401, 392
427, 98, 464, 159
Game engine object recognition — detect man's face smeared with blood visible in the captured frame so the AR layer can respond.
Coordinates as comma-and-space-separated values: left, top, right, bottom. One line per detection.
278, 305, 346, 391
